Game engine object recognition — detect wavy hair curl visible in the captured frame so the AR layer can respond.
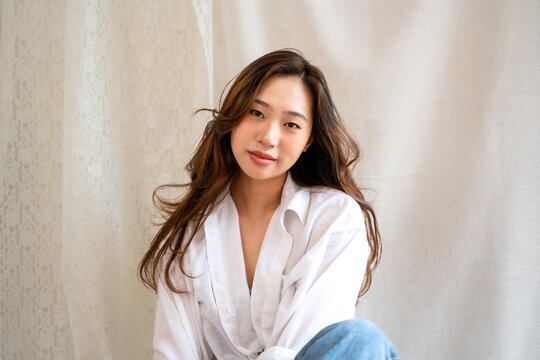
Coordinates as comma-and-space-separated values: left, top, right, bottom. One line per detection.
138, 49, 381, 297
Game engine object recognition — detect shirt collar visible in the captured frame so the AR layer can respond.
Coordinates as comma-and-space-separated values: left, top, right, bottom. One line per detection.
280, 172, 310, 224
211, 172, 310, 224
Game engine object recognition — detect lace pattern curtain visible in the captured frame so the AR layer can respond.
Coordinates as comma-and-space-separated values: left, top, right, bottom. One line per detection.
2, 0, 539, 359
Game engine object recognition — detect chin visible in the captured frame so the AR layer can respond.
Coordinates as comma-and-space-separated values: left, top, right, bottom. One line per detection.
240, 168, 287, 182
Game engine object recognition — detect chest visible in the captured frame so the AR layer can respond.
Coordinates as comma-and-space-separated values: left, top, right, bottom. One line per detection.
193, 205, 302, 357
238, 213, 274, 290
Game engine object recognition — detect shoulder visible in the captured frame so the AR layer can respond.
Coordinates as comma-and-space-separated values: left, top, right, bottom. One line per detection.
303, 186, 364, 234
308, 186, 360, 212
283, 185, 368, 281
283, 174, 362, 229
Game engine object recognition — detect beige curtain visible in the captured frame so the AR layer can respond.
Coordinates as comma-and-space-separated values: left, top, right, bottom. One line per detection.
2, 1, 539, 359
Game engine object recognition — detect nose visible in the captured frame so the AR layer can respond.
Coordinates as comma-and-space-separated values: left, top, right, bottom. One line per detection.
258, 119, 280, 147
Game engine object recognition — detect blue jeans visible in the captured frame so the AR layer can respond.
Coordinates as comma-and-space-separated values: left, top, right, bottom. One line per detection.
295, 319, 399, 360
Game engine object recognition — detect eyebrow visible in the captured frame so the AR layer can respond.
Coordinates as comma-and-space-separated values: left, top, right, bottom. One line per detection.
254, 98, 308, 122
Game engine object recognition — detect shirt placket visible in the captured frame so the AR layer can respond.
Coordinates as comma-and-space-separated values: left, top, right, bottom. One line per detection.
205, 200, 259, 358
261, 218, 293, 329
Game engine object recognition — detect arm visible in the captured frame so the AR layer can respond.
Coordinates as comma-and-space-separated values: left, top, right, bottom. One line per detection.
259, 202, 368, 359
153, 271, 212, 360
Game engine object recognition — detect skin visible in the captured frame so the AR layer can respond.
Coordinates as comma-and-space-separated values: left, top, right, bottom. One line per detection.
230, 75, 313, 291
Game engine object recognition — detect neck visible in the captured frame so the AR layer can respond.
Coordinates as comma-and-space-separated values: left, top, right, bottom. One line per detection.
230, 172, 286, 217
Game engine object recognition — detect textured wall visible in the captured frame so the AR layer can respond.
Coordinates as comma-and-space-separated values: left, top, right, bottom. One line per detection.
1, 0, 539, 359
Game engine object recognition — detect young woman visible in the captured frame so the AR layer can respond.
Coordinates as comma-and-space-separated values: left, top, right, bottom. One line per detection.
139, 49, 399, 359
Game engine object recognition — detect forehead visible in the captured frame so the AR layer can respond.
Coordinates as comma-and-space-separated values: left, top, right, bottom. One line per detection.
255, 76, 313, 119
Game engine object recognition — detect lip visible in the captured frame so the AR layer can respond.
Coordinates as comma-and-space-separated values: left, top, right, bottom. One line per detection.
249, 150, 276, 160
248, 151, 276, 166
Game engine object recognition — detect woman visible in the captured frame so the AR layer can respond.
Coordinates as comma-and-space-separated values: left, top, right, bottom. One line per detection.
139, 49, 399, 359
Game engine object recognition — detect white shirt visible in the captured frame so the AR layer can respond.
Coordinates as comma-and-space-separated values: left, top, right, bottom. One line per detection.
153, 173, 369, 360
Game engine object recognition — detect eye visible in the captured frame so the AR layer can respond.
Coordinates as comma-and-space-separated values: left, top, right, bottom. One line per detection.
249, 109, 264, 118
284, 122, 301, 129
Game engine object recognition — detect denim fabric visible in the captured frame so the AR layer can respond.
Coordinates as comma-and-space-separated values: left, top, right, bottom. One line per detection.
295, 319, 399, 360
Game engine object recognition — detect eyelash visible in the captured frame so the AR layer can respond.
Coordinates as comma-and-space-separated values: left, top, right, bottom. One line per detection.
249, 110, 301, 130
250, 110, 264, 118
284, 122, 300, 129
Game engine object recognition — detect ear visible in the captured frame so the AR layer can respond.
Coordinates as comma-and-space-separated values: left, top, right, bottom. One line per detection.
303, 136, 313, 152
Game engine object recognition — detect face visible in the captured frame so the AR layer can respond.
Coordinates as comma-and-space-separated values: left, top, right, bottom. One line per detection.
230, 75, 313, 185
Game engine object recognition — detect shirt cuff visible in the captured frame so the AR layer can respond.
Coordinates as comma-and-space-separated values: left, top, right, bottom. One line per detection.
257, 346, 297, 360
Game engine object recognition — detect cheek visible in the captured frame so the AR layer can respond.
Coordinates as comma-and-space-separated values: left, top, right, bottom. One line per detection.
283, 136, 310, 159
230, 120, 256, 160
230, 130, 241, 161
230, 122, 245, 148
231, 119, 253, 142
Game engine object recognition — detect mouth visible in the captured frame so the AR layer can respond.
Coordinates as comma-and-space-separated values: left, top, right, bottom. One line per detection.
249, 150, 276, 160
248, 151, 276, 166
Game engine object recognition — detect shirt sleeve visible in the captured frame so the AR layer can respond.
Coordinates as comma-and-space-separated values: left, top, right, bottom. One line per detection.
153, 270, 212, 360
258, 198, 369, 360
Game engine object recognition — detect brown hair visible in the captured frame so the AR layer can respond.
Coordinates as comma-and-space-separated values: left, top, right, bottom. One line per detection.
138, 49, 381, 297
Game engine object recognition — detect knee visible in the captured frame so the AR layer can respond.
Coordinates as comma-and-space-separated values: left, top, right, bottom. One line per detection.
333, 319, 390, 346
334, 319, 380, 334
297, 319, 399, 360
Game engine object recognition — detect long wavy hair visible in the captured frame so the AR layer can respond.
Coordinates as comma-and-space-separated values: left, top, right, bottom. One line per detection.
138, 49, 381, 297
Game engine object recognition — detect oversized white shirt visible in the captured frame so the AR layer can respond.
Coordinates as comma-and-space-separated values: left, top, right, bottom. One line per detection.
153, 173, 369, 360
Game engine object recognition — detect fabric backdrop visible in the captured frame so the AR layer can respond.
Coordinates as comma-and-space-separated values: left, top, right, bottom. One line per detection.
1, 1, 539, 359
